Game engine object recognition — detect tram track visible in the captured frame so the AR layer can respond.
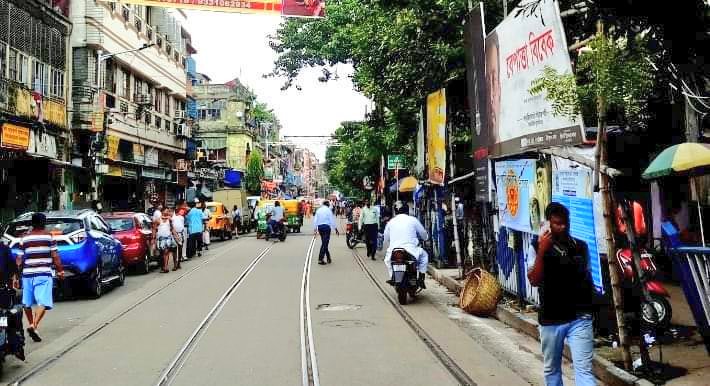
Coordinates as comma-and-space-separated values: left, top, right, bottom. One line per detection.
300, 237, 320, 386
350, 249, 477, 386
7, 239, 259, 386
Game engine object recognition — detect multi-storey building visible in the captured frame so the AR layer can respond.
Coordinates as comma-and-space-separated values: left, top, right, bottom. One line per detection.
69, 2, 194, 210
0, 0, 72, 222
193, 76, 254, 191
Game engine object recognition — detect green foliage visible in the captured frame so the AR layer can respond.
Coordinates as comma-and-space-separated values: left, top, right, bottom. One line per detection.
529, 34, 654, 129
245, 149, 264, 195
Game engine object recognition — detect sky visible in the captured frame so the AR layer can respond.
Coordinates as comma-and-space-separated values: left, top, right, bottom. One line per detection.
185, 11, 371, 160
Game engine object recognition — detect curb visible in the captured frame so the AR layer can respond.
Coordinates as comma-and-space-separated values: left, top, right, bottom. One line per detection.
427, 265, 654, 386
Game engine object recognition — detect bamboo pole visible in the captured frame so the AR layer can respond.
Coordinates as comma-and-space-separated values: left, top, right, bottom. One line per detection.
594, 20, 633, 371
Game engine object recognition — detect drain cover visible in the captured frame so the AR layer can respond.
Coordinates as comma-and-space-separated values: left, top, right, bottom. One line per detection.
316, 303, 362, 312
321, 319, 375, 328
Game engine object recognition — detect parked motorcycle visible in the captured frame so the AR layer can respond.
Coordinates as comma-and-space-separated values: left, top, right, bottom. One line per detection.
616, 248, 672, 328
345, 221, 363, 249
387, 248, 423, 305
0, 286, 25, 371
265, 218, 287, 242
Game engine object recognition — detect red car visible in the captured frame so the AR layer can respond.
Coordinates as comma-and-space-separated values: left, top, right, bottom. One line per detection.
102, 212, 154, 274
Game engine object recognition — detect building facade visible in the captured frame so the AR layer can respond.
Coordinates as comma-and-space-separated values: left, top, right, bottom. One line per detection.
0, 0, 72, 223
69, 1, 193, 211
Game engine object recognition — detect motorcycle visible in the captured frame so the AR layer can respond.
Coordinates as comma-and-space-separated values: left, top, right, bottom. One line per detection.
616, 248, 672, 328
387, 248, 423, 305
345, 221, 364, 249
0, 286, 25, 371
265, 217, 287, 242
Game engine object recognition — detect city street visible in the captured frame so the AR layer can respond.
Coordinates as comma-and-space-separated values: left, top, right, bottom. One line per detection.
0, 219, 586, 386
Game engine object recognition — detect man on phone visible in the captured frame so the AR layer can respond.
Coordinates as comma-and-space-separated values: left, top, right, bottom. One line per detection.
528, 203, 595, 386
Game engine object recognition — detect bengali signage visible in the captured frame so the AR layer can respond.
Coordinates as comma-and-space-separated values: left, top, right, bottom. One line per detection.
0, 123, 30, 151
116, 0, 325, 17
133, 144, 145, 164
122, 166, 138, 179
426, 89, 446, 185
107, 165, 123, 177
28, 131, 57, 159
142, 166, 166, 180
551, 157, 604, 294
387, 154, 404, 170
145, 147, 159, 167
106, 135, 120, 161
483, 0, 583, 157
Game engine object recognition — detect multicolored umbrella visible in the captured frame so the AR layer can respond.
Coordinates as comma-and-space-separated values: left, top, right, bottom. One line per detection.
642, 142, 710, 180
643, 142, 710, 246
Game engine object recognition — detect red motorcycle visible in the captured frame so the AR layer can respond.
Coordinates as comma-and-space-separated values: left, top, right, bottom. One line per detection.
615, 248, 672, 328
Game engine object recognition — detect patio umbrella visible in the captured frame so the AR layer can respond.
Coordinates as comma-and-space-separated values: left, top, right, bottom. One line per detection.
642, 142, 710, 246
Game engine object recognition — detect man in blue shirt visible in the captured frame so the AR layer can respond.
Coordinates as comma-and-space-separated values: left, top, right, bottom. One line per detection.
268, 201, 285, 235
186, 201, 204, 258
313, 201, 339, 264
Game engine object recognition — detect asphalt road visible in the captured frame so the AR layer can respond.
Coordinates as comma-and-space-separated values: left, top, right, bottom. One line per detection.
1, 219, 547, 386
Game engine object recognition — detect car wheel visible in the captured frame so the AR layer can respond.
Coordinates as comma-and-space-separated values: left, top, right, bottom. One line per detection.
220, 229, 227, 241
140, 252, 151, 274
90, 265, 103, 298
117, 266, 125, 287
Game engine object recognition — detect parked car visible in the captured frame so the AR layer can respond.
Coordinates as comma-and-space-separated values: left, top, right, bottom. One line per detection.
102, 212, 154, 274
206, 202, 233, 241
2, 210, 124, 298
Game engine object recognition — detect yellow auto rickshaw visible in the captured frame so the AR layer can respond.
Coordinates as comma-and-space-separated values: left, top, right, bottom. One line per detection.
281, 199, 302, 233
206, 201, 233, 241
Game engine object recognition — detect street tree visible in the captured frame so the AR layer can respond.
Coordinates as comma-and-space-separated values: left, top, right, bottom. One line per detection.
245, 149, 265, 195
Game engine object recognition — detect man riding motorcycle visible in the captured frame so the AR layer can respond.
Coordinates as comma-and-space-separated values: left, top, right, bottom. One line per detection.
383, 203, 428, 289
267, 201, 285, 235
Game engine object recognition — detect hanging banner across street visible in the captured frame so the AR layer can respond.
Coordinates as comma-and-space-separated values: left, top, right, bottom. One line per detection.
483, 0, 584, 157
111, 0, 325, 17
426, 89, 446, 185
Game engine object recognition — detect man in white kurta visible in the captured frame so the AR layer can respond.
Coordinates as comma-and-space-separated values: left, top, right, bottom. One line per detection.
383, 204, 429, 280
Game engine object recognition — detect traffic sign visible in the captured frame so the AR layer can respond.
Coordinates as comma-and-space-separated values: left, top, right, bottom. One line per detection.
387, 155, 404, 170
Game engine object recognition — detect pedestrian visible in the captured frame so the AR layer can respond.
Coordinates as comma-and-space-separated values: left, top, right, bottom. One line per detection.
232, 205, 241, 239
528, 202, 595, 386
16, 213, 64, 343
154, 208, 178, 272
313, 200, 339, 265
186, 201, 204, 258
171, 205, 185, 269
175, 200, 189, 261
0, 238, 24, 360
298, 200, 305, 225
359, 199, 379, 260
150, 202, 163, 223
201, 201, 211, 251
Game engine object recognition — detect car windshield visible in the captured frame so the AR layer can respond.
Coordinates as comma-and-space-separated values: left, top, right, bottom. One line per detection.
105, 218, 134, 232
5, 218, 84, 237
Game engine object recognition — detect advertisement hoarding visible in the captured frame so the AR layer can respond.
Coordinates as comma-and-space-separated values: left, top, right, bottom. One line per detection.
113, 0, 325, 17
426, 89, 447, 185
483, 0, 584, 157
494, 159, 536, 233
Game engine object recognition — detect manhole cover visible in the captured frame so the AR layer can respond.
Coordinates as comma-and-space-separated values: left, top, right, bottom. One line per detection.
316, 303, 362, 311
321, 319, 375, 328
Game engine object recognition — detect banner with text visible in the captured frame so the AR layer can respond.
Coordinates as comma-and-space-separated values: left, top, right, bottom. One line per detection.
426, 89, 446, 185
113, 0, 325, 17
485, 0, 583, 157
494, 159, 536, 233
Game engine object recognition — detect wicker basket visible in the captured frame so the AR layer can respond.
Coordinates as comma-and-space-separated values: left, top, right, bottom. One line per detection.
459, 268, 502, 316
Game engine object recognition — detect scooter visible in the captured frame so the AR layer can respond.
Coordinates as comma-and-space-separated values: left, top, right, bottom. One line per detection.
265, 217, 287, 242
0, 286, 25, 371
345, 221, 364, 249
387, 248, 424, 305
616, 248, 672, 328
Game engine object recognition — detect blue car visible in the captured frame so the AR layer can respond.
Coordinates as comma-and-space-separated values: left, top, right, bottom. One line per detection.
2, 210, 124, 298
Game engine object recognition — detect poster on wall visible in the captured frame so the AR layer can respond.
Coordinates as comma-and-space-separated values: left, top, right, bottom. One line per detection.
484, 0, 584, 157
494, 159, 537, 233
426, 89, 447, 185
551, 157, 604, 294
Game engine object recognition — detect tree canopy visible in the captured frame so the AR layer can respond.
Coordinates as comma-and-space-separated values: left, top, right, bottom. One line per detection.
245, 148, 265, 195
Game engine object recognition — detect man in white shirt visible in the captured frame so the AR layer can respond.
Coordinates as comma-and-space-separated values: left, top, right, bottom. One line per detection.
383, 203, 428, 287
268, 201, 285, 235
151, 204, 163, 223
313, 200, 339, 264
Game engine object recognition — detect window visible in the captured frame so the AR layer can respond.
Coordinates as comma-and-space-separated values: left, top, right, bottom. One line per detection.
164, 95, 170, 116
34, 61, 48, 95
8, 49, 28, 86
155, 116, 162, 130
50, 69, 65, 98
164, 119, 170, 132
119, 68, 130, 98
0, 44, 6, 79
8, 48, 16, 81
144, 112, 152, 126
154, 89, 163, 113
90, 216, 110, 234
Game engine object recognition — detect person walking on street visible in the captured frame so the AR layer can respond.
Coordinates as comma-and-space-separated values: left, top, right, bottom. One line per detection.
186, 201, 204, 258
201, 201, 211, 251
16, 213, 64, 343
150, 202, 163, 223
359, 199, 379, 260
528, 203, 595, 386
171, 206, 185, 269
176, 200, 189, 261
232, 205, 241, 239
314, 201, 339, 265
154, 208, 178, 272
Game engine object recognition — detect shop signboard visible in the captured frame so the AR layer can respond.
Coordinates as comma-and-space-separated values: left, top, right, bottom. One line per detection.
426, 89, 447, 185
116, 0, 325, 17
0, 123, 30, 151
107, 165, 123, 177
28, 132, 57, 159
176, 159, 188, 172
106, 135, 120, 160
142, 167, 166, 180
145, 147, 159, 167
122, 166, 138, 179
494, 159, 536, 233
551, 157, 604, 294
483, 0, 584, 157
133, 144, 145, 164
387, 155, 404, 170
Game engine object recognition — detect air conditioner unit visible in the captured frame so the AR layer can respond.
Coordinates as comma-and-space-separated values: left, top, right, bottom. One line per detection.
136, 94, 152, 105
176, 124, 188, 137
174, 110, 186, 120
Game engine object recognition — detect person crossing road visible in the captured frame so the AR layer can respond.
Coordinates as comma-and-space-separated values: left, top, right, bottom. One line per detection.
313, 200, 339, 265
359, 199, 379, 260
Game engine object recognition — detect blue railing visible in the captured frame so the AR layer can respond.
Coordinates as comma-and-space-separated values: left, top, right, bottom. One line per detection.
670, 246, 710, 355
496, 227, 540, 305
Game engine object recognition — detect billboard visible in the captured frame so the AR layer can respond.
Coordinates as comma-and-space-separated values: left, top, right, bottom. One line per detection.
483, 0, 583, 157
112, 0, 325, 17
494, 159, 536, 233
426, 89, 446, 185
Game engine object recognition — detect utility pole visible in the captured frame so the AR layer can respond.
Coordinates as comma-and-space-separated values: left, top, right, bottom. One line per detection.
449, 121, 463, 279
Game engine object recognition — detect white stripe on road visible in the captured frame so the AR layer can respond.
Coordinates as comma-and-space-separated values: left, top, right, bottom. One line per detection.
300, 237, 320, 386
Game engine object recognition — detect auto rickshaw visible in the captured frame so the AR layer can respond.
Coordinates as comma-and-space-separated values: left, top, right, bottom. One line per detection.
282, 199, 301, 233
206, 202, 233, 241
256, 200, 275, 239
